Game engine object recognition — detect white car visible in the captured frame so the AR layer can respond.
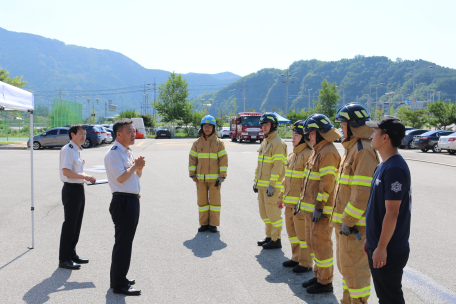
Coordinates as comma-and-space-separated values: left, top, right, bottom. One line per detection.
94, 125, 108, 144
438, 132, 456, 155
220, 127, 230, 138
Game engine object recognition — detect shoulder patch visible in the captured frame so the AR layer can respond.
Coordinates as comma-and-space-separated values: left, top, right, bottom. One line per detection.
111, 146, 118, 150
69, 144, 73, 149
357, 140, 363, 152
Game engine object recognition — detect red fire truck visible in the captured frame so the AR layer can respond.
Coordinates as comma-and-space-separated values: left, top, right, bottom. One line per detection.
230, 112, 264, 143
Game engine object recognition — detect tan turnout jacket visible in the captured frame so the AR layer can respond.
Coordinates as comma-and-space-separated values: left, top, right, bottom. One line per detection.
278, 142, 312, 208
189, 132, 228, 181
254, 130, 287, 189
330, 125, 379, 230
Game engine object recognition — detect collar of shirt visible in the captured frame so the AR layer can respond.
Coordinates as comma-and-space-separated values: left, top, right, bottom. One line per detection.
69, 140, 82, 151
113, 140, 132, 154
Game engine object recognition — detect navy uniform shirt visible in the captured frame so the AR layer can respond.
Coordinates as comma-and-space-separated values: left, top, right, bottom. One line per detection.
366, 154, 411, 253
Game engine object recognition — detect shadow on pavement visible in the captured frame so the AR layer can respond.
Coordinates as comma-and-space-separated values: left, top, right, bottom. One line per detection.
183, 232, 227, 258
256, 249, 338, 303
105, 288, 129, 303
22, 268, 95, 304
0, 249, 32, 271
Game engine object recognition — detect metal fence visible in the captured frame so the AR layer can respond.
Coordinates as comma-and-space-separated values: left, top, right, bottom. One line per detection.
51, 98, 82, 128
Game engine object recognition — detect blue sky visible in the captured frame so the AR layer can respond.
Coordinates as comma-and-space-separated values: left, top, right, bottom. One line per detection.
1, 0, 454, 76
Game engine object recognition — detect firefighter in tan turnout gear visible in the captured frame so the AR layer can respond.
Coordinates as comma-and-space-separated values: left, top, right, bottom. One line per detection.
298, 114, 342, 294
331, 103, 380, 304
277, 120, 314, 272
254, 113, 287, 249
189, 115, 228, 233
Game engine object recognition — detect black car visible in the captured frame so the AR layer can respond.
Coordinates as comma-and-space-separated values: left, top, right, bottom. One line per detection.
156, 127, 171, 139
400, 129, 428, 149
411, 130, 454, 152
82, 125, 103, 148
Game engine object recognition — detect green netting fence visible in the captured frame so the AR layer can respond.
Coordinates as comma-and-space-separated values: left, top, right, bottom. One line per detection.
51, 98, 82, 128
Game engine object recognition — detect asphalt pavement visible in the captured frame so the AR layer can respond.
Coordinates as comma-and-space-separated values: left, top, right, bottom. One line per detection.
0, 138, 455, 304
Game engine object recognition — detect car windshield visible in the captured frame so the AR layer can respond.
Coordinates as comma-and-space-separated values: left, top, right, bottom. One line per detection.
223, 127, 230, 130
450, 132, 456, 137
420, 131, 437, 136
242, 116, 261, 127
157, 127, 169, 130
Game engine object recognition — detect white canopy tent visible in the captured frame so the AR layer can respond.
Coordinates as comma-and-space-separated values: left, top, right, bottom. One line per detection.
0, 80, 35, 249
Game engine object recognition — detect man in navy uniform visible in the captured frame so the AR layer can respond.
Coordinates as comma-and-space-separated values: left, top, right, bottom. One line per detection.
59, 124, 96, 269
105, 118, 145, 296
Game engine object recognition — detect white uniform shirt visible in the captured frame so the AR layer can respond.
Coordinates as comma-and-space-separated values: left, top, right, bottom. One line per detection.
59, 140, 85, 183
104, 141, 140, 194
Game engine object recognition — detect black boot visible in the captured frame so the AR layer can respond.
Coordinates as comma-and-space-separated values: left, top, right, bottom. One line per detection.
262, 239, 282, 249
302, 277, 317, 288
292, 265, 312, 273
198, 225, 209, 232
282, 260, 299, 267
209, 225, 218, 233
257, 237, 271, 246
306, 282, 334, 294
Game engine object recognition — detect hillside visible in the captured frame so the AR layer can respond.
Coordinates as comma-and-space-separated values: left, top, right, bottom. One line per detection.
190, 56, 456, 116
0, 27, 240, 116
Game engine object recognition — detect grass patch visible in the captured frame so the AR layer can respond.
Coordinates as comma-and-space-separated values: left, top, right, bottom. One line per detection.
0, 141, 21, 145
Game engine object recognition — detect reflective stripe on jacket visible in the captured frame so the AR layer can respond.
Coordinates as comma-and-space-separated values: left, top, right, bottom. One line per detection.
189, 133, 228, 181
330, 131, 379, 230
278, 143, 312, 208
254, 130, 287, 188
298, 140, 341, 214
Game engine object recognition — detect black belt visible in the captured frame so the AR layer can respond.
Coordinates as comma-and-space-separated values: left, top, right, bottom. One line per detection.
113, 192, 141, 199
64, 182, 84, 185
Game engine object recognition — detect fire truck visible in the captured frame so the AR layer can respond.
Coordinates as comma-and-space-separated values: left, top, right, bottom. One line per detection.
230, 112, 264, 143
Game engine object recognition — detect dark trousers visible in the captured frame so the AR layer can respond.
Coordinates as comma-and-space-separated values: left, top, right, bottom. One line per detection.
109, 195, 140, 289
367, 248, 409, 304
59, 183, 85, 261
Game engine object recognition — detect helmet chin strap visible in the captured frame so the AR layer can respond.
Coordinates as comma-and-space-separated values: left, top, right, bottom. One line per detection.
347, 125, 353, 139
315, 131, 324, 145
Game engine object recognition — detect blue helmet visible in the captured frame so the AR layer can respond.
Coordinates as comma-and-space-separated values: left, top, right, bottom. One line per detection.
303, 114, 334, 134
259, 112, 279, 126
201, 115, 216, 127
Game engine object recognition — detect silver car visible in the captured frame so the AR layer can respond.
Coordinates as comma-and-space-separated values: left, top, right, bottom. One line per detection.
27, 127, 70, 150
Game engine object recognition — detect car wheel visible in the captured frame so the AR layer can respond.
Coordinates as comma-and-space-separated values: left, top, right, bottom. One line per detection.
432, 144, 442, 153
231, 137, 237, 142
33, 141, 41, 150
421, 148, 428, 152
449, 150, 456, 155
82, 138, 92, 148
259, 139, 263, 144
408, 141, 414, 149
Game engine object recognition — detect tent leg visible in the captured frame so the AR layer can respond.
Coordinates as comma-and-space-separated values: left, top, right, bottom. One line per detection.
28, 111, 34, 249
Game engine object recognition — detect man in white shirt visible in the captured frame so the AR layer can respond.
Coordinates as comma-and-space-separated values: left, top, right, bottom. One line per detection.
105, 118, 145, 296
59, 124, 96, 270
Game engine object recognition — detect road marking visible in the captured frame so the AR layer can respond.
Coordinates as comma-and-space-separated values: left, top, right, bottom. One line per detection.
136, 141, 145, 146
403, 266, 456, 303
403, 157, 456, 168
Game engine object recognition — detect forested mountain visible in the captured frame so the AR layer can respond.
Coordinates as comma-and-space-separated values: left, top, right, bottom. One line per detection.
191, 56, 456, 116
0, 27, 240, 116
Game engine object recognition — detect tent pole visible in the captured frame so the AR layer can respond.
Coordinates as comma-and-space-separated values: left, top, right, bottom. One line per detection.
28, 110, 35, 249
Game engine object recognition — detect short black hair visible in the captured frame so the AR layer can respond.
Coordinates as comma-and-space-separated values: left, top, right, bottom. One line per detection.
113, 118, 133, 138
380, 129, 401, 148
69, 124, 85, 140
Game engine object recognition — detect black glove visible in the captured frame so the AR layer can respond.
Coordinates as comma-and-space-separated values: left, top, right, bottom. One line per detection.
215, 177, 225, 187
340, 223, 352, 236
253, 184, 258, 193
266, 185, 275, 197
312, 209, 323, 222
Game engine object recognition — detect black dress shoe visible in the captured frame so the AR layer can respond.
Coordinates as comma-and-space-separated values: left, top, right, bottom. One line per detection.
72, 257, 89, 264
209, 225, 218, 233
306, 282, 333, 294
110, 279, 135, 288
257, 237, 271, 246
293, 265, 312, 273
113, 286, 141, 296
198, 225, 209, 232
59, 260, 81, 270
262, 239, 282, 249
282, 260, 299, 267
302, 277, 318, 288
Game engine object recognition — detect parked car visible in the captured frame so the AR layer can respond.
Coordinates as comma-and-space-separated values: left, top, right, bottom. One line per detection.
400, 129, 428, 149
94, 125, 108, 143
82, 125, 103, 148
106, 128, 115, 143
156, 127, 171, 139
405, 127, 416, 131
28, 127, 70, 150
438, 132, 456, 155
220, 127, 230, 138
98, 126, 112, 144
411, 130, 454, 152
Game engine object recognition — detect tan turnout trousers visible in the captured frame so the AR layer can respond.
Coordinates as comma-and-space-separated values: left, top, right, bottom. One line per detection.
258, 187, 282, 241
285, 206, 313, 267
197, 181, 221, 226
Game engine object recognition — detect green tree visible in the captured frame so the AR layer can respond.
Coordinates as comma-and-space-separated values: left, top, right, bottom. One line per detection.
118, 109, 140, 119
371, 109, 384, 121
314, 79, 340, 120
427, 101, 456, 130
154, 72, 189, 122
180, 103, 195, 136
397, 107, 428, 129
140, 114, 155, 127
286, 108, 314, 123
229, 99, 238, 118
247, 107, 255, 112
0, 68, 27, 88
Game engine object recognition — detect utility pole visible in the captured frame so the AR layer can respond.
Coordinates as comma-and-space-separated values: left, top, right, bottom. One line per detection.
153, 78, 157, 123
308, 88, 312, 110
240, 85, 248, 112
280, 70, 294, 117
